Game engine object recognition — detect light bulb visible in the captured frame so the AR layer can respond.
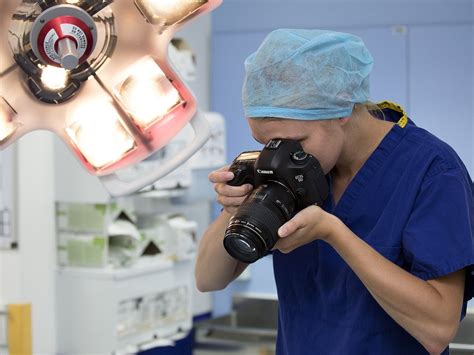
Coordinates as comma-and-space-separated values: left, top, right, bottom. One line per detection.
41, 66, 69, 91
67, 101, 136, 169
134, 0, 207, 26
115, 57, 184, 129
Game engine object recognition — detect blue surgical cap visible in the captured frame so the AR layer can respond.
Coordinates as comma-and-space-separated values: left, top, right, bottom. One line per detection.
242, 29, 374, 120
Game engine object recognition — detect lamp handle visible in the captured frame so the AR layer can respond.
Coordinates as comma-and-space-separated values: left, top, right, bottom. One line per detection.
99, 110, 210, 196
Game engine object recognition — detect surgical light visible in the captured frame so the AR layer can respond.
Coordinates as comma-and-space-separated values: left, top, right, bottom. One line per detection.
0, 0, 223, 196
0, 98, 17, 143
67, 102, 136, 169
115, 57, 184, 129
135, 0, 208, 28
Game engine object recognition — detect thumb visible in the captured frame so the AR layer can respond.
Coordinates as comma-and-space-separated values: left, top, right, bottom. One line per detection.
278, 217, 301, 238
278, 206, 318, 238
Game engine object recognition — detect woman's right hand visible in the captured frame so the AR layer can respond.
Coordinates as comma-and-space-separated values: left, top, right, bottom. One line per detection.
208, 165, 254, 215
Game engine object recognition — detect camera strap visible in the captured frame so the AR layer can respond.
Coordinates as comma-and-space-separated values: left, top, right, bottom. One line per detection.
377, 101, 408, 128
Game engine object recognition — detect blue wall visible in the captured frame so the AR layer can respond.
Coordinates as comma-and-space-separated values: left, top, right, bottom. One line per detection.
210, 0, 474, 316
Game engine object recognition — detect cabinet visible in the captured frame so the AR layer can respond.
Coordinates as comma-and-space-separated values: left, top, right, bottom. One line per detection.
0, 147, 15, 249
56, 260, 193, 354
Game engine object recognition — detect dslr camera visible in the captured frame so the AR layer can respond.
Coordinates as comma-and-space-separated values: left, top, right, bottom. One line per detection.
223, 139, 329, 263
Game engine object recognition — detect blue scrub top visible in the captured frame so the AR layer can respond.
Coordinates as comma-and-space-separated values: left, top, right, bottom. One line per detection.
272, 106, 474, 354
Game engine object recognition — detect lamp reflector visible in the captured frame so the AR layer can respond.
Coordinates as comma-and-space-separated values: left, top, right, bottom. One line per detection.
134, 0, 208, 27
115, 57, 184, 129
66, 101, 136, 169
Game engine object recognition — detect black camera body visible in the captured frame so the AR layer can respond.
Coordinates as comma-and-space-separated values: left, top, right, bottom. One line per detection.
224, 139, 329, 263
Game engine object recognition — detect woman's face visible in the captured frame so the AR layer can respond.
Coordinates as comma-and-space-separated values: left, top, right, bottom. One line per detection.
247, 117, 346, 174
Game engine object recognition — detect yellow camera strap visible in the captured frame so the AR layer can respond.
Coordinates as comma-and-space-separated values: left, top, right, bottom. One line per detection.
377, 101, 408, 128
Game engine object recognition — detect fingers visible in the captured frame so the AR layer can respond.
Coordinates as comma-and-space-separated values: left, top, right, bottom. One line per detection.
278, 205, 321, 238
209, 165, 254, 212
214, 183, 253, 197
208, 165, 233, 184
273, 206, 326, 254
278, 212, 305, 238
278, 218, 300, 238
216, 194, 248, 210
272, 238, 294, 254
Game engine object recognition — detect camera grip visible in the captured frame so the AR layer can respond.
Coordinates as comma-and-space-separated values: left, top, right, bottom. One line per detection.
227, 165, 255, 186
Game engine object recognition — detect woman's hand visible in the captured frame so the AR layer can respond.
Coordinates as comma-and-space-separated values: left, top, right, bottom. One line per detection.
273, 205, 340, 253
208, 165, 253, 215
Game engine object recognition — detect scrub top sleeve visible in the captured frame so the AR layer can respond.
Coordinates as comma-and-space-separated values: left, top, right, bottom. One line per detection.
402, 168, 474, 301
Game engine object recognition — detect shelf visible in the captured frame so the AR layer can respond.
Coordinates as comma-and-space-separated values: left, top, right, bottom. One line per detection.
57, 257, 176, 280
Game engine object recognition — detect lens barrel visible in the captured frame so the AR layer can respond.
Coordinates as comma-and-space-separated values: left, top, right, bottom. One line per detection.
223, 183, 295, 263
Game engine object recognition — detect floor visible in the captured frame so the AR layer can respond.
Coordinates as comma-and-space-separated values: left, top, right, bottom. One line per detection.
193, 344, 275, 355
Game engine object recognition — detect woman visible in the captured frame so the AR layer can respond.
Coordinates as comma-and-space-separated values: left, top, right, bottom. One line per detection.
195, 29, 474, 354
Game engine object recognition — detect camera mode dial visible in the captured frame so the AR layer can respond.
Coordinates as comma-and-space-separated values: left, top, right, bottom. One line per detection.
291, 151, 308, 164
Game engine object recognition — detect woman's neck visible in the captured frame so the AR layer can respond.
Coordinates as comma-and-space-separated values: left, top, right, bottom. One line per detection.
331, 110, 395, 182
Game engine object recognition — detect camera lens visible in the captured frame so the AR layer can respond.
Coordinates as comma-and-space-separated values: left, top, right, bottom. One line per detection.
223, 183, 295, 263
224, 233, 259, 262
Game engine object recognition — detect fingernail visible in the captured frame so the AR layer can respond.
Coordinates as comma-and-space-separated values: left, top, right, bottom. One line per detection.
278, 226, 287, 238
225, 172, 234, 179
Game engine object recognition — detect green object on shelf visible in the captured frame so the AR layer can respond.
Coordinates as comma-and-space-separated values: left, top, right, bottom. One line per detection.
66, 235, 107, 267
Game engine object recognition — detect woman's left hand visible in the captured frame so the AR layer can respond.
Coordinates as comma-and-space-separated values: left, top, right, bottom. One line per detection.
273, 205, 340, 253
